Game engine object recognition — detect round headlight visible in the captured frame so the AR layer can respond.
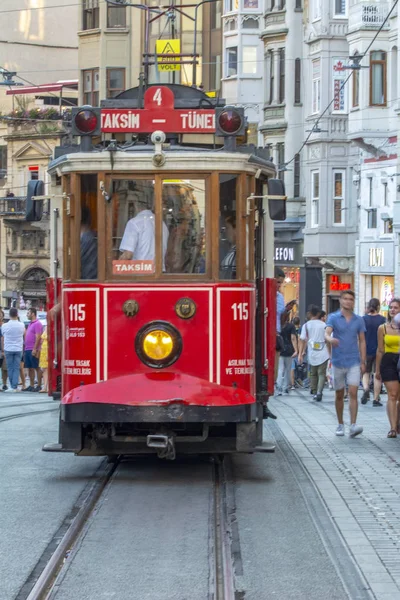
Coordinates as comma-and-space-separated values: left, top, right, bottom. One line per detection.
136, 321, 182, 368
143, 330, 173, 360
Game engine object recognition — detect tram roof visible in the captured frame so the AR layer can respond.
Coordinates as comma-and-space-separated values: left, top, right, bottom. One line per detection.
48, 145, 277, 178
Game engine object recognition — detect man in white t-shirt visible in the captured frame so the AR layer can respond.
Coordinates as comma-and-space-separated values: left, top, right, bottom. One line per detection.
119, 208, 169, 270
1, 308, 25, 392
299, 305, 330, 402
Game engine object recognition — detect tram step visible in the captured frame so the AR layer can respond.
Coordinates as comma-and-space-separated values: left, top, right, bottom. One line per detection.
42, 442, 73, 453
254, 442, 276, 453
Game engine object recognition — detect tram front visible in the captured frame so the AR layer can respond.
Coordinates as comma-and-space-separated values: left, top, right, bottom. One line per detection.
42, 85, 286, 459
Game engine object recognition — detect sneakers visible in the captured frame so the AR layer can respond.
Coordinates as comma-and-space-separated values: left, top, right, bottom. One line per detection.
2, 385, 8, 391
349, 424, 363, 438
373, 399, 383, 407
336, 424, 345, 436
361, 391, 370, 405
33, 386, 42, 393
315, 393, 322, 402
290, 386, 296, 391
275, 389, 282, 397
22, 386, 34, 392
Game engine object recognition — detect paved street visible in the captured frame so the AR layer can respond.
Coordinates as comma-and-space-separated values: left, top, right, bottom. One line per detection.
267, 388, 400, 600
0, 393, 103, 600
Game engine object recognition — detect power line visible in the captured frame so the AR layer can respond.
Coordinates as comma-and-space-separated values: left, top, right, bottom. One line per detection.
285, 0, 399, 168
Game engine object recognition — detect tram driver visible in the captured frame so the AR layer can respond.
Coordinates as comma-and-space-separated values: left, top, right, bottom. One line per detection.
119, 195, 169, 270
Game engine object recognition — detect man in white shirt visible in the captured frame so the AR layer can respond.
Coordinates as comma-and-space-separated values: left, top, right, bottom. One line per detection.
1, 308, 25, 392
299, 305, 330, 402
119, 208, 169, 270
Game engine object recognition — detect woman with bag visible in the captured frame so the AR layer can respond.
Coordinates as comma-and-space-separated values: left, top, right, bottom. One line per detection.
276, 315, 298, 395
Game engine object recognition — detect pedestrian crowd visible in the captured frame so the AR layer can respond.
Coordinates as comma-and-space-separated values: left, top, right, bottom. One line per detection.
274, 267, 400, 439
0, 307, 48, 394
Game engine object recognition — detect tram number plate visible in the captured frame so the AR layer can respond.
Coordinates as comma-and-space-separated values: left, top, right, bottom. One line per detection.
231, 302, 249, 321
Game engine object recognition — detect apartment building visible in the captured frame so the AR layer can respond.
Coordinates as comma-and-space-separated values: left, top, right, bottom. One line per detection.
261, 0, 398, 315
0, 0, 78, 308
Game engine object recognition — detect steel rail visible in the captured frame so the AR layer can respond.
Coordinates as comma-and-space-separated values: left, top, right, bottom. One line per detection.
212, 457, 236, 600
0, 408, 59, 423
24, 459, 119, 600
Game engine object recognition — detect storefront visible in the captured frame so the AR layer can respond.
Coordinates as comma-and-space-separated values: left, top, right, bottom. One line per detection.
356, 240, 396, 316
274, 243, 302, 317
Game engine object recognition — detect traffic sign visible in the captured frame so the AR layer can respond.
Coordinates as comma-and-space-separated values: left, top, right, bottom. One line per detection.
101, 86, 216, 134
156, 39, 180, 72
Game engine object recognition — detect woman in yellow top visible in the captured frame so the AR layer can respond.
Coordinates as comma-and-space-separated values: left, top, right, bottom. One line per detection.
376, 298, 400, 437
39, 326, 48, 393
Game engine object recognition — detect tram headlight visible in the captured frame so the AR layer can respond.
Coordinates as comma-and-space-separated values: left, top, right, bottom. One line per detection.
136, 321, 182, 368
143, 330, 173, 360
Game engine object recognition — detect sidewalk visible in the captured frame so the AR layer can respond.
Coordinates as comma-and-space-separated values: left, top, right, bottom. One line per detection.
266, 388, 400, 600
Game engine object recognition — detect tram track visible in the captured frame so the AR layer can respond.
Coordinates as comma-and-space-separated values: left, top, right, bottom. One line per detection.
0, 407, 59, 423
17, 455, 239, 600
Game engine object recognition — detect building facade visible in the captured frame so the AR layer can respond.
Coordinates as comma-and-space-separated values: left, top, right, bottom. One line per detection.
0, 1, 79, 307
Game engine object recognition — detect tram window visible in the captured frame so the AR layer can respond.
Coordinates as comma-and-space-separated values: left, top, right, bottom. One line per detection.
80, 174, 98, 280
112, 179, 160, 275
219, 174, 237, 280
162, 179, 206, 274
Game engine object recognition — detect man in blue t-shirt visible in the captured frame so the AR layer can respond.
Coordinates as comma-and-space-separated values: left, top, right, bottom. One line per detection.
325, 290, 366, 438
361, 298, 386, 406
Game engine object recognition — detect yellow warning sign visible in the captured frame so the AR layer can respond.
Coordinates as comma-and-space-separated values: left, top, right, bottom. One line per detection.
156, 39, 181, 72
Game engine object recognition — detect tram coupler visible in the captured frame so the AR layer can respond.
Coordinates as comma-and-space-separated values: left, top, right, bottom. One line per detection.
147, 434, 176, 460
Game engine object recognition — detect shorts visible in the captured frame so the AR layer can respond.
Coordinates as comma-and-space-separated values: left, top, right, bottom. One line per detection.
24, 350, 39, 369
380, 353, 400, 383
332, 364, 360, 391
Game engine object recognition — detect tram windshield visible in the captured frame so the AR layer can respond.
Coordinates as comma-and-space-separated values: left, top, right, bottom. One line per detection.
64, 171, 262, 282
111, 178, 207, 276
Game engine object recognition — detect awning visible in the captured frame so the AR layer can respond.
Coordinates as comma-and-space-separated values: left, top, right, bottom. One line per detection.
6, 81, 78, 96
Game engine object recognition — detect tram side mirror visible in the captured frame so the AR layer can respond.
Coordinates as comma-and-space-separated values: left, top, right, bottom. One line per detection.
26, 179, 44, 222
267, 178, 287, 222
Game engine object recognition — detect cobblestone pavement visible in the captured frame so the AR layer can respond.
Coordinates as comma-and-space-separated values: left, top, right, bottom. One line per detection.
266, 388, 400, 600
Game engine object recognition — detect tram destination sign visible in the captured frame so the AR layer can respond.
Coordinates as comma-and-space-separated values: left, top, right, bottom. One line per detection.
101, 86, 216, 134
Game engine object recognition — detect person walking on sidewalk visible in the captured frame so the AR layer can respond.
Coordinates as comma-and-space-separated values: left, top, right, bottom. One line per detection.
299, 305, 330, 402
375, 298, 400, 438
325, 290, 366, 438
276, 316, 298, 395
361, 298, 385, 407
1, 308, 25, 392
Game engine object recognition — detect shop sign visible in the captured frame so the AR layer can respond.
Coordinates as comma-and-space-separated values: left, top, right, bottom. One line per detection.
332, 59, 347, 113
359, 241, 394, 274
329, 275, 351, 292
274, 244, 303, 265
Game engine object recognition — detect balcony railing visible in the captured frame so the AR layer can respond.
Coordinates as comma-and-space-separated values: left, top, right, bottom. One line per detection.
0, 197, 26, 216
349, 2, 390, 31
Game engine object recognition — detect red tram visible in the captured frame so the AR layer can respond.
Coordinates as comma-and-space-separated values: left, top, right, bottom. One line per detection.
41, 84, 286, 459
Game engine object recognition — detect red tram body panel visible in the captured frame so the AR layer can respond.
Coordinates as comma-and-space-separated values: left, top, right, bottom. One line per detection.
62, 283, 255, 399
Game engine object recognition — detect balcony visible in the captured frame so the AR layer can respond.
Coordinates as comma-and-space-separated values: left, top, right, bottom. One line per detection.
348, 2, 390, 33
0, 197, 26, 217
0, 197, 50, 219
